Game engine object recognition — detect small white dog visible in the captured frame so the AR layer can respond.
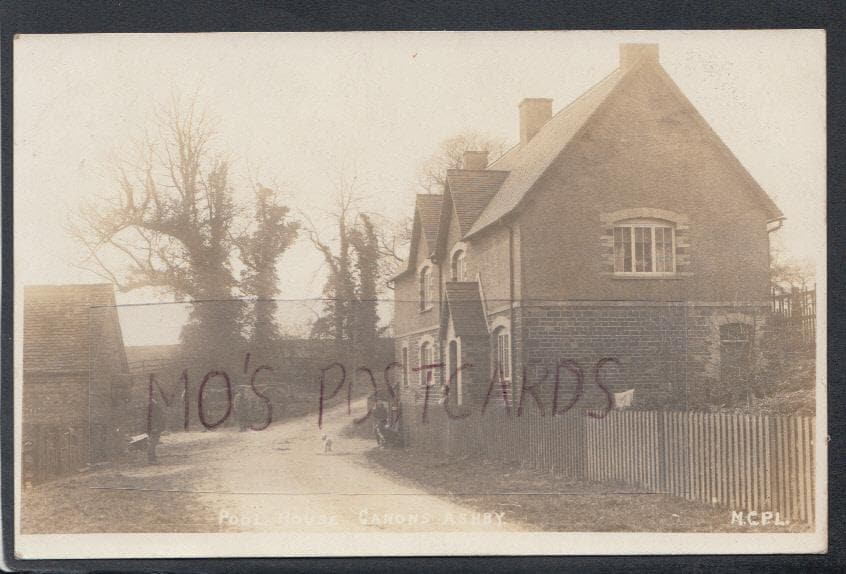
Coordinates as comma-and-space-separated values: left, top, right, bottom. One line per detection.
321, 434, 333, 453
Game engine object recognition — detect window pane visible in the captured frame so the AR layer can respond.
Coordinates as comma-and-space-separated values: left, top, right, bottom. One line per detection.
666, 227, 674, 271
426, 345, 433, 385
635, 227, 652, 272
402, 348, 408, 387
653, 227, 674, 272
421, 269, 432, 308
420, 269, 430, 308
421, 344, 433, 386
614, 227, 631, 272
454, 253, 465, 281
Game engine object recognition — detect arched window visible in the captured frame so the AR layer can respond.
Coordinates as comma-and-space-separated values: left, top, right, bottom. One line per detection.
451, 249, 466, 281
493, 326, 511, 383
419, 341, 434, 387
613, 218, 676, 274
419, 266, 434, 311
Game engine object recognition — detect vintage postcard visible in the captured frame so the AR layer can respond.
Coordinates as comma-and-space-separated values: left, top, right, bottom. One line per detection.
11, 30, 826, 558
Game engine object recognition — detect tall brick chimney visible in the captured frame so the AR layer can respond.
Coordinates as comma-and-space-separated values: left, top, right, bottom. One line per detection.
462, 150, 489, 170
519, 98, 553, 145
620, 43, 659, 69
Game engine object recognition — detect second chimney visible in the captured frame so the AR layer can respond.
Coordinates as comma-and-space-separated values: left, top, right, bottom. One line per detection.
519, 98, 553, 145
462, 150, 489, 170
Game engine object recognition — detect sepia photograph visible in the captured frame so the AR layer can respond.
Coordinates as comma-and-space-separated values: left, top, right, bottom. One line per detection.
11, 30, 826, 557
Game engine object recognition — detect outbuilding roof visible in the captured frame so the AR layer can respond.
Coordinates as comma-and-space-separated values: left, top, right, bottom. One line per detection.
23, 283, 127, 373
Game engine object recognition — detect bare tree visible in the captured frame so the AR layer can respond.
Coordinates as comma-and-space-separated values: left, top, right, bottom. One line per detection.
304, 170, 358, 344
361, 212, 412, 291
769, 236, 815, 292
304, 167, 406, 350
71, 97, 294, 361
417, 130, 507, 192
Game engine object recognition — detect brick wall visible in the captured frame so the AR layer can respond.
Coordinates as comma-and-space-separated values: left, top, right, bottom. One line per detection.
519, 63, 773, 304
397, 302, 771, 449
393, 233, 441, 336
515, 302, 769, 412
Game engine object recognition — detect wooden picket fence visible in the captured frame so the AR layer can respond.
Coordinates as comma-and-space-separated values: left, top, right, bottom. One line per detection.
21, 423, 86, 485
406, 408, 816, 525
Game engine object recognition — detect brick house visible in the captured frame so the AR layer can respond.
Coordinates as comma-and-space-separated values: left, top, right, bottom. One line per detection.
391, 44, 783, 429
22, 284, 131, 483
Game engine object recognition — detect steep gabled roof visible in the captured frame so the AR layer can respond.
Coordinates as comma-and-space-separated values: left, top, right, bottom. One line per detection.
398, 45, 784, 277
468, 54, 784, 236
467, 67, 626, 236
445, 169, 510, 235
392, 194, 444, 280
442, 281, 488, 339
416, 194, 443, 248
24, 284, 127, 373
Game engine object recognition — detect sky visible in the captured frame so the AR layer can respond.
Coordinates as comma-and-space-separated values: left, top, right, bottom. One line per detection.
13, 30, 826, 346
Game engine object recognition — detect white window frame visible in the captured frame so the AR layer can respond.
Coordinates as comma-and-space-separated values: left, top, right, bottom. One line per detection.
401, 345, 409, 388
451, 250, 466, 281
613, 219, 676, 275
419, 266, 434, 311
419, 341, 435, 387
493, 327, 511, 383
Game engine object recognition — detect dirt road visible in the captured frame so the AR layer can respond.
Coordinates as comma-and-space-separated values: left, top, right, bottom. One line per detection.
23, 400, 522, 534
195, 399, 521, 532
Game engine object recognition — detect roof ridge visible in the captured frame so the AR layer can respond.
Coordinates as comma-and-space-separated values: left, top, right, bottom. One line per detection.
488, 67, 624, 170
515, 67, 624, 157
25, 282, 115, 289
446, 168, 511, 174
467, 65, 629, 237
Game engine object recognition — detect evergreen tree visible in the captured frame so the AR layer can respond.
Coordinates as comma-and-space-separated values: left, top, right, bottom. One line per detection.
236, 185, 300, 351
349, 213, 379, 355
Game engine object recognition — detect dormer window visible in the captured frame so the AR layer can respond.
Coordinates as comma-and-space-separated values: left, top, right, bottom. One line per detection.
451, 250, 466, 281
613, 220, 675, 274
419, 266, 434, 311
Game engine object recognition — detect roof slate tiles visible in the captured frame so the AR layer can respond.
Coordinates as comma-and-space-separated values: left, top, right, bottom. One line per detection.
23, 284, 123, 373
444, 282, 488, 338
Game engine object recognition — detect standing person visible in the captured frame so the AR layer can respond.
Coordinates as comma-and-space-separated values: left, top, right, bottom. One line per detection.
372, 399, 389, 447
147, 394, 166, 464
234, 386, 250, 432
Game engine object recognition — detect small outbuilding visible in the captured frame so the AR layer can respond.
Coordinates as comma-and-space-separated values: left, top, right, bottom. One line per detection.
22, 284, 131, 484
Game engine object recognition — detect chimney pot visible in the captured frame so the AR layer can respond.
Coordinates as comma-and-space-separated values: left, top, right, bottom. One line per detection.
619, 43, 659, 69
519, 98, 553, 145
462, 150, 489, 170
